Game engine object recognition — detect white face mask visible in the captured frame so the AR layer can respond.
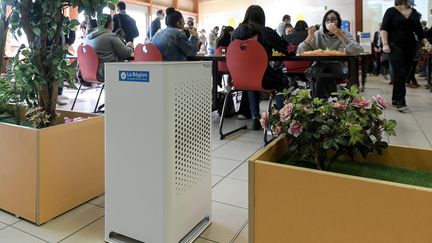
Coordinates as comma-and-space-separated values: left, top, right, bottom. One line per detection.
326, 23, 333, 30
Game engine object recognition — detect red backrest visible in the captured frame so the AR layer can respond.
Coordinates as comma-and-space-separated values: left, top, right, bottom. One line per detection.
77, 44, 100, 83
283, 60, 312, 73
215, 46, 229, 73
134, 43, 163, 62
226, 39, 268, 91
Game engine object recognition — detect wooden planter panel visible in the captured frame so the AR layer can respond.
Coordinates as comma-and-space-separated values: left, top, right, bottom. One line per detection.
249, 137, 432, 243
0, 124, 38, 222
0, 111, 104, 225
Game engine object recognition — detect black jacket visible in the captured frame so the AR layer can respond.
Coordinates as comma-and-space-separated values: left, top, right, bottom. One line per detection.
148, 17, 161, 39
285, 30, 308, 46
113, 12, 139, 42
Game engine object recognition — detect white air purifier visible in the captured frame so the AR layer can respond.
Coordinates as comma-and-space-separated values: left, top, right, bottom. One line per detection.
104, 62, 212, 243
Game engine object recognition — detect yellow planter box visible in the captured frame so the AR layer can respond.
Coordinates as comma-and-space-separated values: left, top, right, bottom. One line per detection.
248, 136, 432, 243
0, 110, 104, 225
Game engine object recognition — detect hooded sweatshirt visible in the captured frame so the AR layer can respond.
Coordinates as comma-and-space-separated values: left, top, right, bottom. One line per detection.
84, 28, 133, 81
297, 28, 363, 78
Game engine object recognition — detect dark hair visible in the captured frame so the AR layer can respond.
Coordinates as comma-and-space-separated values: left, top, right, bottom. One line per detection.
89, 19, 98, 29
117, 2, 126, 11
157, 9, 163, 15
282, 14, 291, 22
165, 7, 183, 28
103, 14, 112, 29
294, 20, 308, 31
322, 9, 342, 34
187, 19, 194, 27
394, 0, 409, 6
242, 5, 265, 27
216, 25, 234, 45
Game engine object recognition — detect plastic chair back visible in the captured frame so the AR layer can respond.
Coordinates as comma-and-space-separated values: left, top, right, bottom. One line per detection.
226, 39, 268, 91
215, 46, 229, 73
77, 45, 100, 83
134, 43, 163, 62
283, 60, 312, 73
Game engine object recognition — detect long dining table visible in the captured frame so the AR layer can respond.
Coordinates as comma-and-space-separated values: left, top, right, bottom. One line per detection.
189, 53, 369, 91
189, 53, 369, 112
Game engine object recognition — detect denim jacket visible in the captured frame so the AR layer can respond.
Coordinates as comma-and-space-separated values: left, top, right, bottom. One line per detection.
151, 27, 199, 61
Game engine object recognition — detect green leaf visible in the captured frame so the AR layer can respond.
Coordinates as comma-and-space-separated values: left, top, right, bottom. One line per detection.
32, 27, 41, 36
41, 16, 51, 24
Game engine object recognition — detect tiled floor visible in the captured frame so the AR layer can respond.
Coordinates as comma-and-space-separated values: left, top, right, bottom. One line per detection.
0, 75, 431, 242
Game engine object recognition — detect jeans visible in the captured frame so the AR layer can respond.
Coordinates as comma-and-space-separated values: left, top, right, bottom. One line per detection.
247, 91, 260, 119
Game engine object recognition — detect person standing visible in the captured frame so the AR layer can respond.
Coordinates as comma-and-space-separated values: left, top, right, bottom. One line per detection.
198, 29, 208, 54
381, 0, 429, 111
148, 9, 165, 39
208, 26, 219, 55
113, 1, 140, 43
372, 23, 382, 76
276, 14, 291, 37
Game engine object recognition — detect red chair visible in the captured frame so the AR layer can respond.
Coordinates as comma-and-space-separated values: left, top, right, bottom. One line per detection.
72, 44, 104, 113
224, 39, 275, 143
134, 43, 163, 62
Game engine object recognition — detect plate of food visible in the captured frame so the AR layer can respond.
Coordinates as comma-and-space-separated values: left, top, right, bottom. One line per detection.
299, 48, 347, 56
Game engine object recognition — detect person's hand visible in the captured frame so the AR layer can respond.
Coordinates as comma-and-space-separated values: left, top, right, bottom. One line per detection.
189, 27, 198, 37
373, 47, 380, 52
326, 23, 344, 39
307, 25, 317, 38
382, 44, 391, 53
126, 41, 134, 49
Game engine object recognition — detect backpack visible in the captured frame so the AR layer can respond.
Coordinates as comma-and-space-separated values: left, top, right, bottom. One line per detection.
114, 15, 127, 42
216, 92, 236, 118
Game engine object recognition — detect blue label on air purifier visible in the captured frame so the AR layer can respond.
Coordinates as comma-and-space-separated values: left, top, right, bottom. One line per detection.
119, 71, 150, 83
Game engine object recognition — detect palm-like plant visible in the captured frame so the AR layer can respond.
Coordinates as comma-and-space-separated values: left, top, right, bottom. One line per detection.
2, 0, 116, 127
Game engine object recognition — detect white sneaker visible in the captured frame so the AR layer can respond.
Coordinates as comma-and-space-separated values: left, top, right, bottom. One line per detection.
58, 95, 69, 100
57, 95, 68, 105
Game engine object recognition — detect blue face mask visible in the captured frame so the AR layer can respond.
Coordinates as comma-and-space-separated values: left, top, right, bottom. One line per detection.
408, 0, 415, 6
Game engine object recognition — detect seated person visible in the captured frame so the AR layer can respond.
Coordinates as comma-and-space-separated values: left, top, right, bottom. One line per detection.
285, 20, 309, 47
84, 14, 133, 81
151, 7, 199, 61
297, 10, 362, 98
232, 5, 295, 130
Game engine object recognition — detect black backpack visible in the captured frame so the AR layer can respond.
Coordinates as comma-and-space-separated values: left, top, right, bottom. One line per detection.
216, 92, 236, 118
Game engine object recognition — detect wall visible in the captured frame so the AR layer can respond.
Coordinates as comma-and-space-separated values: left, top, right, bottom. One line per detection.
198, 0, 356, 35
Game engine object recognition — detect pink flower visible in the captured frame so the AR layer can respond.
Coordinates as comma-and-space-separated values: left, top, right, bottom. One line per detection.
260, 112, 269, 129
352, 97, 372, 109
288, 120, 303, 137
373, 95, 389, 109
274, 125, 283, 137
280, 103, 294, 122
333, 101, 347, 110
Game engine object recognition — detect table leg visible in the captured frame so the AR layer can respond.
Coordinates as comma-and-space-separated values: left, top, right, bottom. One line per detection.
348, 57, 359, 89
361, 56, 368, 92
211, 60, 218, 111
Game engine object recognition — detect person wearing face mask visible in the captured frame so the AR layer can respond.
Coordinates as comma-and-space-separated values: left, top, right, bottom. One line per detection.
151, 7, 199, 61
381, 0, 430, 111
297, 9, 363, 98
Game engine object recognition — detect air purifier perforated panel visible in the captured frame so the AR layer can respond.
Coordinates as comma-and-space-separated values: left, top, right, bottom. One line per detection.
174, 79, 211, 195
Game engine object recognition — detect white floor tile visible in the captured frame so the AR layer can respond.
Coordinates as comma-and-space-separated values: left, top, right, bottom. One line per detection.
13, 204, 104, 242
199, 202, 248, 243
212, 175, 224, 187
0, 222, 7, 230
212, 144, 258, 162
228, 162, 248, 181
212, 177, 248, 209
88, 195, 105, 208
60, 217, 104, 243
193, 237, 217, 243
212, 157, 243, 177
0, 227, 47, 243
232, 223, 248, 243
423, 132, 432, 147
0, 209, 20, 225
389, 129, 431, 148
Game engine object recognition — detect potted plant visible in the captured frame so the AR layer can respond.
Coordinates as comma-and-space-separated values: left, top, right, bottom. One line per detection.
248, 87, 432, 242
0, 2, 11, 73
0, 0, 116, 225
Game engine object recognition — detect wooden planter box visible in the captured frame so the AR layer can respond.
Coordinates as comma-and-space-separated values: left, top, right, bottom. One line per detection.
0, 110, 104, 225
248, 136, 432, 243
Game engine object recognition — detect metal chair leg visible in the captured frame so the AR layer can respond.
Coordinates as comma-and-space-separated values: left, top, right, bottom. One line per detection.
219, 89, 247, 140
94, 84, 104, 113
264, 92, 275, 146
71, 83, 82, 111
